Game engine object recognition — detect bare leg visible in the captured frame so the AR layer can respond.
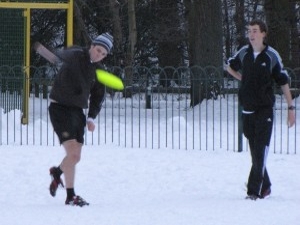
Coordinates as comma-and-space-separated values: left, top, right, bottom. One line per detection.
60, 139, 83, 188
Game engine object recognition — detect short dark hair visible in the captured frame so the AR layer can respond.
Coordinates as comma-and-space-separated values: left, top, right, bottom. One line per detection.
249, 19, 268, 33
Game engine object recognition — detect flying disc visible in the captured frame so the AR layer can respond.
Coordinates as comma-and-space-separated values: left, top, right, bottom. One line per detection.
96, 69, 124, 90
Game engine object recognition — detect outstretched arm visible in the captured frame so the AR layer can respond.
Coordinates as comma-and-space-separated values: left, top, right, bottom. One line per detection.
33, 42, 60, 64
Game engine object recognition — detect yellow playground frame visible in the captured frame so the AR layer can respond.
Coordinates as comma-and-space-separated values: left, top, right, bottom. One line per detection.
0, 0, 73, 124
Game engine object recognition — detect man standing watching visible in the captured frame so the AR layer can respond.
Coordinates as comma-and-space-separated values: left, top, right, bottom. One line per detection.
227, 19, 295, 200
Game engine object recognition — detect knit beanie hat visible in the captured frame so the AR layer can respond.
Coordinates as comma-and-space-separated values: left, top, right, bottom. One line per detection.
92, 32, 114, 54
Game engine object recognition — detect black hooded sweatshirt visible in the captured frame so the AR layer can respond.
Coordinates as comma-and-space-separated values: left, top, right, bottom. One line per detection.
49, 46, 105, 119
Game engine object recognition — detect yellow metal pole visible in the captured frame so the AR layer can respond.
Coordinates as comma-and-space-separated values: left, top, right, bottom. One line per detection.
0, 1, 74, 124
67, 0, 74, 46
0, 2, 69, 9
21, 7, 30, 124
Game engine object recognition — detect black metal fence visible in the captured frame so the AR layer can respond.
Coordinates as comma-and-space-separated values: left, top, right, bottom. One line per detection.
0, 66, 299, 154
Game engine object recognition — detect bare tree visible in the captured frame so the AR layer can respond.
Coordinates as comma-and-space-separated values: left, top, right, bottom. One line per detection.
128, 0, 137, 63
123, 0, 137, 87
185, 0, 223, 107
223, 0, 232, 60
154, 1, 184, 87
234, 0, 247, 49
265, 0, 297, 68
290, 1, 300, 69
73, 0, 91, 46
186, 0, 223, 67
106, 0, 121, 65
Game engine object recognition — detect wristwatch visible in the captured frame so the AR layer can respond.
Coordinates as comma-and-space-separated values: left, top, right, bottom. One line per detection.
288, 105, 295, 110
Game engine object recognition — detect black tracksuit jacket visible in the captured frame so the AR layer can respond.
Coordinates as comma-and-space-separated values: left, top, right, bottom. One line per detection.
49, 46, 105, 119
228, 44, 289, 111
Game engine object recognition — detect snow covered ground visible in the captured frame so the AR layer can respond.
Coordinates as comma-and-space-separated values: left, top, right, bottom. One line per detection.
0, 93, 299, 225
0, 143, 299, 225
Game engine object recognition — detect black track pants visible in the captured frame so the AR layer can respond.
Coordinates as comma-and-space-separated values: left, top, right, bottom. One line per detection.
242, 107, 273, 196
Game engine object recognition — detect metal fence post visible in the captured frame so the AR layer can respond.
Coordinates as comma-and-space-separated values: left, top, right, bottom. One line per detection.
146, 74, 151, 109
0, 106, 2, 145
238, 102, 243, 152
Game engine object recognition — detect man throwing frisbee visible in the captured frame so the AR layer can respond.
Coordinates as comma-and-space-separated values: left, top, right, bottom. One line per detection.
48, 33, 113, 206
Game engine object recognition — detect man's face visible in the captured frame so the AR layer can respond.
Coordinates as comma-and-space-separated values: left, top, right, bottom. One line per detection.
247, 24, 266, 46
89, 45, 108, 63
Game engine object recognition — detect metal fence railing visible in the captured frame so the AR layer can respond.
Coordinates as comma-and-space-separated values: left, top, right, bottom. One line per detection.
0, 66, 299, 154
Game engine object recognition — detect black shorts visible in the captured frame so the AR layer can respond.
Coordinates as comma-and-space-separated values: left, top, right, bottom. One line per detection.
49, 102, 86, 144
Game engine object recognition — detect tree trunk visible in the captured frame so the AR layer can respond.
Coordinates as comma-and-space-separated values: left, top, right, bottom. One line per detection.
128, 0, 137, 61
264, 0, 292, 67
223, 0, 231, 60
155, 0, 183, 87
73, 0, 91, 46
187, 0, 223, 68
186, 0, 223, 107
234, 0, 246, 49
108, 0, 122, 64
123, 0, 137, 91
288, 1, 300, 69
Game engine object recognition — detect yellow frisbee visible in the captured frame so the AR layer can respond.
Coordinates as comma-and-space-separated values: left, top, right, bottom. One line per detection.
96, 69, 124, 90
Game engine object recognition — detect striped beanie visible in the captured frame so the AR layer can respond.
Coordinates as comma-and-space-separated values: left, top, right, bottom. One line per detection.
92, 32, 114, 54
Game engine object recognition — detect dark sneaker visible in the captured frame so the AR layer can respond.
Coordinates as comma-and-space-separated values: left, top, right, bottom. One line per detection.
245, 194, 259, 200
49, 167, 64, 197
260, 188, 271, 199
65, 196, 89, 207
